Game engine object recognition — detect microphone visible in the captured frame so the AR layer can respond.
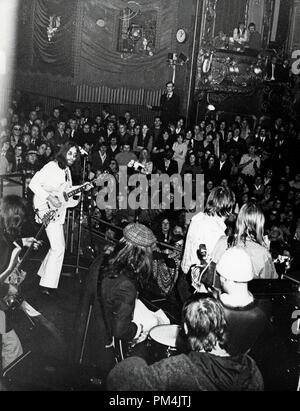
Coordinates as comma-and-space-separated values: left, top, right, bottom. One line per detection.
79, 146, 89, 156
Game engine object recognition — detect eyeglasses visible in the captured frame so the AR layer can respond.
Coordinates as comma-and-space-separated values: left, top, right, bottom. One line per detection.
14, 127, 22, 131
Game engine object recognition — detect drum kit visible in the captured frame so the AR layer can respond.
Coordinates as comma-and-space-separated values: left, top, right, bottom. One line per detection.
147, 324, 181, 363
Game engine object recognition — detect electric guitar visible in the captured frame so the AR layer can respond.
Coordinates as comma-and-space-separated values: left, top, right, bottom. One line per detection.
33, 178, 100, 222
0, 210, 56, 311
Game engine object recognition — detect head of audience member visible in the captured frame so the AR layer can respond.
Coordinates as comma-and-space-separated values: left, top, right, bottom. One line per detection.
22, 133, 31, 148
99, 142, 108, 155
154, 116, 162, 129
37, 142, 47, 157
186, 151, 196, 166
204, 186, 235, 218
248, 22, 256, 33
164, 148, 174, 161
122, 143, 131, 153
0, 195, 27, 239
108, 158, 119, 174
12, 124, 23, 139
139, 148, 151, 163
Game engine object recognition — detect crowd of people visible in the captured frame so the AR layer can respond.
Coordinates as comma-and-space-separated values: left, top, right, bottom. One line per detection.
0, 78, 299, 389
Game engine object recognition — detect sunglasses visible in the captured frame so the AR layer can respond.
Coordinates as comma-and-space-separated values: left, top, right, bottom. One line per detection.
14, 127, 22, 131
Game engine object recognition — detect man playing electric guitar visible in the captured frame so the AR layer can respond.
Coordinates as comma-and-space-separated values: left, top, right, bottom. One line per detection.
0, 195, 41, 370
29, 141, 93, 296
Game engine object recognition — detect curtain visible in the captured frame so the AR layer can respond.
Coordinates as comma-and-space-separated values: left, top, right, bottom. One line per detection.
33, 0, 75, 76
214, 0, 248, 37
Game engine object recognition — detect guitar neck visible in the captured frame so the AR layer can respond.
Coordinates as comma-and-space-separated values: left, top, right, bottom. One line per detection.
18, 217, 52, 270
66, 180, 94, 199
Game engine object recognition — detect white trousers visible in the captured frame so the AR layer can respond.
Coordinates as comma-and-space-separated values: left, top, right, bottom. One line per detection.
38, 222, 65, 289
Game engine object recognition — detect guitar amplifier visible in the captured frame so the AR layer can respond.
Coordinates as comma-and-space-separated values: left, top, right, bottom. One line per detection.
248, 278, 300, 391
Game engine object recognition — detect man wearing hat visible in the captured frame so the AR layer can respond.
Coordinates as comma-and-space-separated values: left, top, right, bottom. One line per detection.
22, 145, 41, 175
99, 222, 158, 362
216, 246, 271, 356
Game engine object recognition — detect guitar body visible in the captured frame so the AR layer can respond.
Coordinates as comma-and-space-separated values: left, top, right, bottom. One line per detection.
33, 183, 79, 222
0, 211, 56, 310
0, 245, 22, 284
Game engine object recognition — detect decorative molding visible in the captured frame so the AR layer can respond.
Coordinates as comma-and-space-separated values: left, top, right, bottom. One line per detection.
75, 83, 164, 105
74, 0, 84, 83
200, 0, 218, 48
288, 1, 300, 52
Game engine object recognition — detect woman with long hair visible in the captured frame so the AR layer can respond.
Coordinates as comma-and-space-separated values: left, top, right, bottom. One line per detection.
99, 223, 157, 360
138, 148, 153, 175
213, 202, 277, 279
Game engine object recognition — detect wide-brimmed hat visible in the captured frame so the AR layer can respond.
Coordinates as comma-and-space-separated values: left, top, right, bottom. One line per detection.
123, 223, 156, 247
216, 246, 253, 282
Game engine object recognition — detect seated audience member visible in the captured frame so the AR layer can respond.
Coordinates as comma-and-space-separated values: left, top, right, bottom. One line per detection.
115, 143, 137, 168
138, 148, 153, 176
252, 175, 265, 200
214, 30, 227, 49
156, 217, 173, 244
156, 149, 178, 176
247, 23, 261, 50
218, 152, 232, 183
0, 139, 13, 174
99, 223, 158, 362
216, 247, 272, 357
11, 143, 25, 173
117, 123, 132, 148
107, 135, 120, 158
107, 293, 264, 391
213, 202, 277, 279
133, 124, 153, 154
90, 141, 111, 175
172, 134, 188, 174
233, 22, 248, 44
22, 145, 41, 175
203, 155, 219, 186
151, 129, 172, 166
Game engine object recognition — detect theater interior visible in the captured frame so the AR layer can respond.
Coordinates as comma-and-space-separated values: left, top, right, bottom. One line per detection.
0, 0, 300, 392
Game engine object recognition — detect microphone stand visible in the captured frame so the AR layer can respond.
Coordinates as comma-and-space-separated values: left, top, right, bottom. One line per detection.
63, 153, 89, 282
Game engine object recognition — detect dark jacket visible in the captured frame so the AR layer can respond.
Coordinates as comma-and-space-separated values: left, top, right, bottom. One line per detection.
152, 93, 180, 127
100, 270, 138, 342
221, 298, 272, 356
107, 351, 264, 391
90, 151, 111, 174
157, 158, 178, 176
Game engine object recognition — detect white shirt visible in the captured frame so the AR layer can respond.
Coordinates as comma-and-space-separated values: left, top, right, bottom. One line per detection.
181, 212, 226, 274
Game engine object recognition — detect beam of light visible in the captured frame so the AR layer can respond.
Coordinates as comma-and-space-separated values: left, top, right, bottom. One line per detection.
0, 0, 20, 123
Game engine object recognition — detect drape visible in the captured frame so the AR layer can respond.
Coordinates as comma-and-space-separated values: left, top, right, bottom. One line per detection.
214, 0, 248, 37
33, 0, 75, 76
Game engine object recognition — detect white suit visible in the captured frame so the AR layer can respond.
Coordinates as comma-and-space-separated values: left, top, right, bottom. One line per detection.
29, 161, 78, 289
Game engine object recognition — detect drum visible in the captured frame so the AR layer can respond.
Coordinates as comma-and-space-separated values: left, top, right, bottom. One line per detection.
147, 324, 180, 363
